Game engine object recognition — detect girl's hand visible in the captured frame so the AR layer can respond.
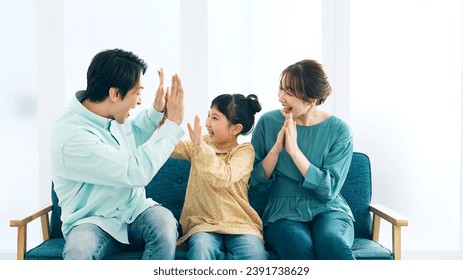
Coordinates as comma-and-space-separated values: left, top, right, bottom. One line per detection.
187, 115, 202, 145
153, 68, 166, 112
284, 113, 299, 156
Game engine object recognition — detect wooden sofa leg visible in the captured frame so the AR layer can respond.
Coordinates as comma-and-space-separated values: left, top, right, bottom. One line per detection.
16, 224, 27, 260
392, 225, 402, 260
372, 214, 380, 242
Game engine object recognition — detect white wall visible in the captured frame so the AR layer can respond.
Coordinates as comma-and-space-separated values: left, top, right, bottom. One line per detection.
1, 0, 462, 260
350, 0, 463, 257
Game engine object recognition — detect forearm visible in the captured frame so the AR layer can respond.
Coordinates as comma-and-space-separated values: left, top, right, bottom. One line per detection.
262, 148, 280, 179
132, 107, 165, 146
290, 149, 310, 178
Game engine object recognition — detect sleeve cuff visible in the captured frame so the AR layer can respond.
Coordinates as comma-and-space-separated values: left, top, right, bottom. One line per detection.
146, 106, 164, 125
303, 163, 323, 190
253, 162, 274, 184
155, 118, 185, 140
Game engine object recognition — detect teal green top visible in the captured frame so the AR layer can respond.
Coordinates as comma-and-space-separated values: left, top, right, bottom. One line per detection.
50, 91, 184, 243
250, 109, 354, 225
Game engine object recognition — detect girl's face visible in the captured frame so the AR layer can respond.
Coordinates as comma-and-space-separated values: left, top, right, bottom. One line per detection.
205, 106, 239, 149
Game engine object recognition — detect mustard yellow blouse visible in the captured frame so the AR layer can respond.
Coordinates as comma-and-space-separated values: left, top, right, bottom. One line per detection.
171, 135, 263, 246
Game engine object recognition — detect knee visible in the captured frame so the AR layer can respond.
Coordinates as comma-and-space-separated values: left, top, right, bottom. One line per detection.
145, 206, 178, 240
264, 222, 314, 259
314, 234, 353, 260
63, 242, 95, 260
245, 244, 268, 260
63, 225, 102, 260
187, 233, 223, 260
249, 239, 268, 260
228, 236, 268, 260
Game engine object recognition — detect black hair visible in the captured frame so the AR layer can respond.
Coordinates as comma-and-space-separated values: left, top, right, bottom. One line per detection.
85, 49, 148, 102
211, 93, 262, 135
279, 59, 331, 105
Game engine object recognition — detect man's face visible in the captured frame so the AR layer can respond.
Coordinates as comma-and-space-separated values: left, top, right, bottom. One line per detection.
112, 80, 143, 124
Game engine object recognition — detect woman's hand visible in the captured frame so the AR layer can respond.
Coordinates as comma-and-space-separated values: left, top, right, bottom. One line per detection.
284, 113, 299, 156
262, 116, 287, 178
270, 117, 287, 154
188, 115, 202, 145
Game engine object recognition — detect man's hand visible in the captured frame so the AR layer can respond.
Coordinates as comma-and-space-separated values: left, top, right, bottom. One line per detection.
153, 68, 166, 113
165, 74, 184, 125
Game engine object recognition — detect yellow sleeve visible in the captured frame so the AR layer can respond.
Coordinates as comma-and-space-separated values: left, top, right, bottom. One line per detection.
170, 140, 195, 161
192, 142, 255, 187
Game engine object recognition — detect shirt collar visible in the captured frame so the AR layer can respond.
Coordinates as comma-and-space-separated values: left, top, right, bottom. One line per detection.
70, 90, 113, 129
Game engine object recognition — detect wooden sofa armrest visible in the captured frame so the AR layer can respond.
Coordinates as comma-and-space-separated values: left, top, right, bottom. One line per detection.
10, 205, 53, 260
370, 203, 408, 260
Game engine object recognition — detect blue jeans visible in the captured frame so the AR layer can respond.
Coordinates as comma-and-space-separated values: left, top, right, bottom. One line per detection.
187, 232, 268, 260
264, 211, 355, 260
62, 205, 178, 260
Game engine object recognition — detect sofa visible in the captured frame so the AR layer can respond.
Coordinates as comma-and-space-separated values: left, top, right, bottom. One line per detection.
10, 152, 408, 260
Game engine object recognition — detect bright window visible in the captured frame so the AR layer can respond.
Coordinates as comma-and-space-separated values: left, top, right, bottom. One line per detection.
207, 0, 322, 133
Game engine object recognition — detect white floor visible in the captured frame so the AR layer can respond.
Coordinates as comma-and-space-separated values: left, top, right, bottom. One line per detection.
0, 253, 15, 260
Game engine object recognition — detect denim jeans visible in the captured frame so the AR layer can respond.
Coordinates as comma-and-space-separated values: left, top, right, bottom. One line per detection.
62, 205, 178, 260
186, 232, 268, 260
264, 211, 355, 260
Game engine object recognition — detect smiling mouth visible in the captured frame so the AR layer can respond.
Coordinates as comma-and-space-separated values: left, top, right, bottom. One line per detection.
282, 105, 292, 112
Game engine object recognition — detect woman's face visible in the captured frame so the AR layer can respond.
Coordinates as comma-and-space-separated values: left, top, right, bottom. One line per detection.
278, 75, 308, 117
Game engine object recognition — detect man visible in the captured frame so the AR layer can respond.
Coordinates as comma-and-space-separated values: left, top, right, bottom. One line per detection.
50, 49, 184, 259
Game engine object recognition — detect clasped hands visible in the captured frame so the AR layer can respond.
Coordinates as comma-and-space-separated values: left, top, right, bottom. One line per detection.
273, 112, 300, 157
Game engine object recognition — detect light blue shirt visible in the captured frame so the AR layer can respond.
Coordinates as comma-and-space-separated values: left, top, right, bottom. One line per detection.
250, 110, 354, 225
50, 91, 184, 243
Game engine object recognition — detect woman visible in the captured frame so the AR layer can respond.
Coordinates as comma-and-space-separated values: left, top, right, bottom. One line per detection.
250, 59, 355, 260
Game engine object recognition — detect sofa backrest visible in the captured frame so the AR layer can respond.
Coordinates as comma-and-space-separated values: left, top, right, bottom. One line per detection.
50, 182, 63, 239
50, 152, 372, 240
340, 152, 372, 239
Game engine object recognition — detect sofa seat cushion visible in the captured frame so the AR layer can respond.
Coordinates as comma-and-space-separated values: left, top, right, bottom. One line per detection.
25, 238, 65, 260
352, 238, 393, 260
25, 238, 189, 260
25, 237, 393, 260
266, 238, 393, 260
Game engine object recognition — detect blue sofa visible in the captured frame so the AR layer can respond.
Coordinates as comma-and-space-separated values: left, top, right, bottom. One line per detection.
10, 152, 408, 260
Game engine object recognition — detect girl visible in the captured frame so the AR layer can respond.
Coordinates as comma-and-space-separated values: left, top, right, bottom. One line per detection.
250, 59, 355, 260
171, 93, 267, 260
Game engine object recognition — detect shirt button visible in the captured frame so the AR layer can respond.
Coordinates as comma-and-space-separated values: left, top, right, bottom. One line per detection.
176, 178, 183, 184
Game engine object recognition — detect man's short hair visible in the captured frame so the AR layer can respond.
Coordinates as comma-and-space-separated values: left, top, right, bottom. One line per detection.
86, 49, 148, 102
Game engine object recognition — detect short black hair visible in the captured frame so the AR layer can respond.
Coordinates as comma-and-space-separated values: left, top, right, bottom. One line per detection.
86, 49, 147, 102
